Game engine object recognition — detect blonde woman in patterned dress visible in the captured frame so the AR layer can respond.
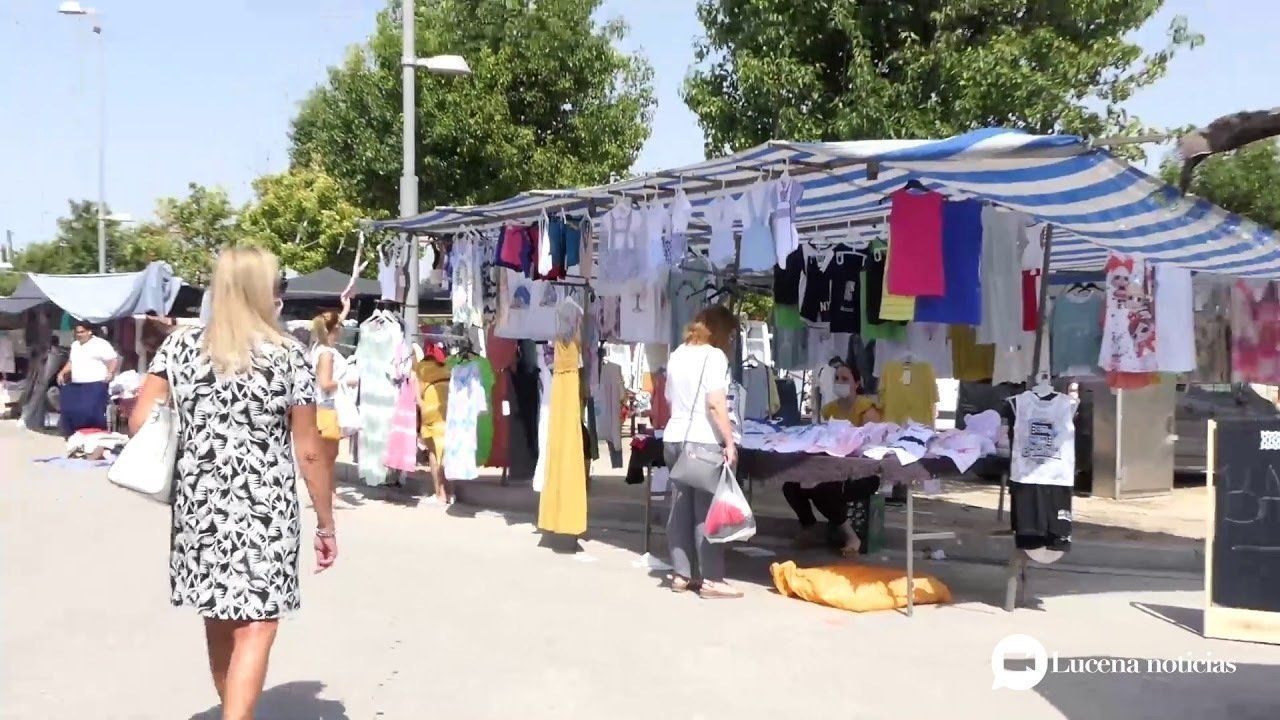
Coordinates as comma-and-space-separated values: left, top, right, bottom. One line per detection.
129, 247, 337, 719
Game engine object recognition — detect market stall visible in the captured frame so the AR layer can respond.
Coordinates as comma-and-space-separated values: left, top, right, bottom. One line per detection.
358, 127, 1280, 612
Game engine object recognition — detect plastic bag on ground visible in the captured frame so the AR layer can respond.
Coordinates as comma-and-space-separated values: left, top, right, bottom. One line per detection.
705, 466, 756, 544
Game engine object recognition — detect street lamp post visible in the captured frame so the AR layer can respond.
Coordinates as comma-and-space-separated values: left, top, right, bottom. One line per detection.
58, 1, 108, 274
399, 0, 470, 342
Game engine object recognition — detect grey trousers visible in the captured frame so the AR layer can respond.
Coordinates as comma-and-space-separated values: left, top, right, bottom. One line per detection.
664, 443, 725, 582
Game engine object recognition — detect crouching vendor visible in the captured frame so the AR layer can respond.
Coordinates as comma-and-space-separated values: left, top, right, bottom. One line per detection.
782, 361, 880, 556
57, 321, 119, 436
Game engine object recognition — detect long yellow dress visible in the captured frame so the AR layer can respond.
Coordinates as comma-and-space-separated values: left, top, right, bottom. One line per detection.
537, 339, 587, 535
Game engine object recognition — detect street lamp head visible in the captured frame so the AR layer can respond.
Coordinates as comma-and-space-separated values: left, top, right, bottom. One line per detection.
415, 55, 471, 77
57, 1, 90, 15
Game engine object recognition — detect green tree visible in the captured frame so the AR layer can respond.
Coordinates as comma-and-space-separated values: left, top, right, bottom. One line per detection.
0, 272, 21, 296
684, 1, 1202, 155
239, 166, 370, 274
1161, 140, 1280, 230
116, 183, 244, 283
289, 0, 655, 216
13, 200, 128, 274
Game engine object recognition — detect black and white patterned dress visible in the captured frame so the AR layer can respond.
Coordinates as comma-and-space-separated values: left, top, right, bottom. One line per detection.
149, 328, 317, 620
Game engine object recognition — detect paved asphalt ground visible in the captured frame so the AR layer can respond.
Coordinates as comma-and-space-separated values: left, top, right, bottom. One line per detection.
3, 424, 1279, 719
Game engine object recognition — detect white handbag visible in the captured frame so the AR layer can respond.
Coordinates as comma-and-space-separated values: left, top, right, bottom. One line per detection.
107, 379, 179, 504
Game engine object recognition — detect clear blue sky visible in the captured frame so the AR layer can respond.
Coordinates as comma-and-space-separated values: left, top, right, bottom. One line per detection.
0, 0, 1272, 248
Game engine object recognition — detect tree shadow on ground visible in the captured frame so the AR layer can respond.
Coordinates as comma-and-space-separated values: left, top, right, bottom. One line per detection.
188, 680, 348, 719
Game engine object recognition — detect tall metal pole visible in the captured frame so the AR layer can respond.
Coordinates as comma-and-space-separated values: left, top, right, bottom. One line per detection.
94, 19, 107, 273
1029, 224, 1054, 381
400, 0, 419, 342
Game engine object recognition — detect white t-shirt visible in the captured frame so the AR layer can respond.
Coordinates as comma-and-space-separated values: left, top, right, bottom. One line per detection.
309, 345, 350, 406
70, 336, 117, 383
663, 343, 730, 445
1011, 391, 1076, 487
1154, 264, 1195, 373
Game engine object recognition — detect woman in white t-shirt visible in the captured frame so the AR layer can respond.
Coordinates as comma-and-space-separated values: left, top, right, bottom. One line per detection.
663, 305, 741, 599
56, 320, 119, 436
309, 295, 354, 464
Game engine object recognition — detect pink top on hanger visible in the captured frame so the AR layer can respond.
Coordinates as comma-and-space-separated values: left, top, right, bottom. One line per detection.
886, 188, 945, 297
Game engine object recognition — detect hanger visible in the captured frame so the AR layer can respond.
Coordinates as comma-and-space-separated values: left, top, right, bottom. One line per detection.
1032, 371, 1055, 399
879, 178, 929, 204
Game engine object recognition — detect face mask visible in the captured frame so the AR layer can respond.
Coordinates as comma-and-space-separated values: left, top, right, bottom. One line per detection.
831, 384, 852, 399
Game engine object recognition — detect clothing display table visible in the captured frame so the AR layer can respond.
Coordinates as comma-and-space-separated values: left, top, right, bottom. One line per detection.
634, 437, 1000, 615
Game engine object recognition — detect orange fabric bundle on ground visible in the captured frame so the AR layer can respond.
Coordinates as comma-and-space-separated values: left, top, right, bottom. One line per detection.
770, 561, 952, 613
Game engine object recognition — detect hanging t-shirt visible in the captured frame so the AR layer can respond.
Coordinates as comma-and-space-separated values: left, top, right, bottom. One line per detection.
442, 360, 489, 481
1050, 291, 1104, 377
774, 248, 803, 306
878, 242, 917, 322
1230, 280, 1280, 385
771, 175, 805, 266
886, 188, 945, 296
619, 268, 671, 344
878, 360, 939, 426
495, 268, 560, 341
669, 255, 715, 345
1010, 391, 1076, 487
800, 248, 833, 324
1154, 264, 1195, 373
977, 207, 1027, 348
950, 324, 995, 382
1098, 253, 1158, 374
742, 362, 779, 420
859, 274, 907, 342
1193, 278, 1231, 384
597, 202, 639, 293
773, 305, 809, 371
668, 188, 694, 263
828, 252, 865, 333
874, 322, 953, 379
705, 195, 739, 270
913, 200, 983, 324
736, 182, 777, 273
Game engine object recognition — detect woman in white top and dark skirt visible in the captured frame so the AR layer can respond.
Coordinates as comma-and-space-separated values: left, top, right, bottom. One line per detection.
663, 305, 742, 599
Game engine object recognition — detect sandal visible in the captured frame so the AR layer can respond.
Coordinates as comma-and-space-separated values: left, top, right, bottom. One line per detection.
670, 575, 692, 593
698, 582, 744, 600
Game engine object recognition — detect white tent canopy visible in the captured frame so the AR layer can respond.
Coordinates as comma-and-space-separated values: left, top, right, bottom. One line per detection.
376, 128, 1280, 277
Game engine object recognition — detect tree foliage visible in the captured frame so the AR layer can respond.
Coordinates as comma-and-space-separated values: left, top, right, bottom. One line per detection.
289, 0, 656, 216
1161, 140, 1280, 231
12, 200, 128, 275
115, 183, 244, 284
684, 0, 1202, 155
239, 166, 370, 274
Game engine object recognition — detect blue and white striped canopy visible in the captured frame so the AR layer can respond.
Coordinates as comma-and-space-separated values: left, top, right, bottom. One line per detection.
377, 128, 1280, 277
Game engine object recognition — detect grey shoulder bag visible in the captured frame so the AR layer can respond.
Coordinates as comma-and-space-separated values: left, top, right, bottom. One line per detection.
667, 352, 726, 493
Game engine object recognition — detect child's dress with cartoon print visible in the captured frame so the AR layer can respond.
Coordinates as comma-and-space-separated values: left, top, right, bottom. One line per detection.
1098, 253, 1158, 388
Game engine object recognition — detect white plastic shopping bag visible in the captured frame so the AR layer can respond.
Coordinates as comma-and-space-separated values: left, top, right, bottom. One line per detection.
705, 466, 756, 544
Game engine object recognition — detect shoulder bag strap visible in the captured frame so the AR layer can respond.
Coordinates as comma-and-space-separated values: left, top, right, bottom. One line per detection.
680, 351, 711, 448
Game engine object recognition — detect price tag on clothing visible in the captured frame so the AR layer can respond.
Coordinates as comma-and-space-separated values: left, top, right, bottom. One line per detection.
900, 367, 912, 385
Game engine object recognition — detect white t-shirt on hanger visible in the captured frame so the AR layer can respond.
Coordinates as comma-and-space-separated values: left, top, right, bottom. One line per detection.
705, 195, 738, 269
1155, 264, 1195, 373
1011, 391, 1076, 487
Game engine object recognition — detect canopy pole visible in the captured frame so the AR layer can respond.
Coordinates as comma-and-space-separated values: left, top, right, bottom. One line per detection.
1029, 223, 1054, 382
